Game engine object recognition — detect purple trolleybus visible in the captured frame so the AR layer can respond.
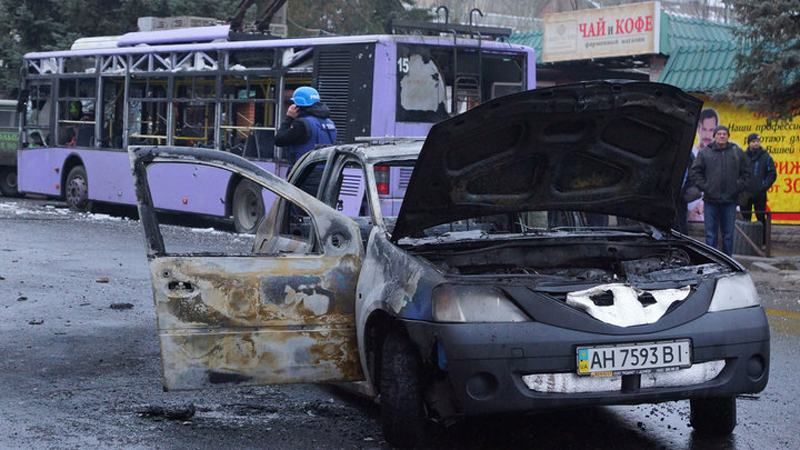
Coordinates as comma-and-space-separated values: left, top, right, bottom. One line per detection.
17, 24, 535, 232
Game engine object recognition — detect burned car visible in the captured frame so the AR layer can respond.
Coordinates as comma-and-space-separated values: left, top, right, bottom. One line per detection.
131, 81, 769, 448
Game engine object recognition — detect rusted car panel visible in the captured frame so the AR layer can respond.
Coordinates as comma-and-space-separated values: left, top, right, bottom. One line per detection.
151, 255, 362, 390
152, 256, 359, 329
130, 146, 364, 390
160, 328, 361, 390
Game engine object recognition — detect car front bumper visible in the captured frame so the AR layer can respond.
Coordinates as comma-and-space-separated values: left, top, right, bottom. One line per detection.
403, 306, 769, 416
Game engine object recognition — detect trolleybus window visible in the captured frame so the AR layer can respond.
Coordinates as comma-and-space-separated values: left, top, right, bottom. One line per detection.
173, 76, 216, 147
221, 75, 278, 157
128, 76, 168, 146
100, 78, 125, 149
396, 44, 525, 122
24, 83, 52, 147
57, 77, 96, 147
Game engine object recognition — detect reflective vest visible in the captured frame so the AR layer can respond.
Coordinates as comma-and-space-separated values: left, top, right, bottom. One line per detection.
287, 115, 337, 164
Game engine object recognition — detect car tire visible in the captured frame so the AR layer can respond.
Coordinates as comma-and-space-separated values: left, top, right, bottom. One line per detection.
65, 165, 91, 212
232, 179, 264, 234
380, 330, 426, 448
0, 167, 20, 197
690, 396, 737, 436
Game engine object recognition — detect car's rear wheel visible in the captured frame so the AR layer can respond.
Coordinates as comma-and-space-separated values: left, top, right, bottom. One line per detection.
65, 165, 91, 212
232, 179, 264, 234
690, 396, 737, 436
0, 167, 20, 197
380, 330, 427, 448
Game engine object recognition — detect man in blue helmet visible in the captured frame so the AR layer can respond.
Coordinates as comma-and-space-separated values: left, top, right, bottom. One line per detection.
275, 86, 337, 165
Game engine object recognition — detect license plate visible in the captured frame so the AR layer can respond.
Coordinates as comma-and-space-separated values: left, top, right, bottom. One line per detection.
576, 340, 691, 377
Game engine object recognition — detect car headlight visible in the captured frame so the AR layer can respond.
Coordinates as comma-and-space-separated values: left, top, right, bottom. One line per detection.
432, 285, 529, 323
708, 273, 761, 312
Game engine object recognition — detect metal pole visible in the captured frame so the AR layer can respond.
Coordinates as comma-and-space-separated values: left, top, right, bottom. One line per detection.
765, 210, 772, 257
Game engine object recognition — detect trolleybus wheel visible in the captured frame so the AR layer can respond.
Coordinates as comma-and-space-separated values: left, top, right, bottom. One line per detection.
232, 179, 264, 234
65, 165, 91, 212
0, 167, 20, 197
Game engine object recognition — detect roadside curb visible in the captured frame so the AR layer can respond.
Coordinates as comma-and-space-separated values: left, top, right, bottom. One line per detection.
734, 255, 800, 272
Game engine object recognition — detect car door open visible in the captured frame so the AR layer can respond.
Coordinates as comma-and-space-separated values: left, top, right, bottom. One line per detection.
129, 146, 364, 391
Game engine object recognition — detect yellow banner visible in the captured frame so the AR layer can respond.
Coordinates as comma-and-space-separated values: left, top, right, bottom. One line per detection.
690, 97, 800, 224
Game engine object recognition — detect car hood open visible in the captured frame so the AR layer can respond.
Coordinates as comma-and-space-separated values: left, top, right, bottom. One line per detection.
391, 81, 702, 241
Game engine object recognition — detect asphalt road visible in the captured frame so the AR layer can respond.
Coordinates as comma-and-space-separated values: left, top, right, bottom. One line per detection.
1, 198, 798, 449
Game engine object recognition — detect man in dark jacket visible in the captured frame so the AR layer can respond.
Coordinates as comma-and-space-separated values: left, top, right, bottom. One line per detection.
275, 86, 337, 166
739, 133, 776, 242
690, 125, 751, 256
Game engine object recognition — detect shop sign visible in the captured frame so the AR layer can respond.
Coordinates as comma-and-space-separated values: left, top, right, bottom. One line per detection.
543, 1, 661, 63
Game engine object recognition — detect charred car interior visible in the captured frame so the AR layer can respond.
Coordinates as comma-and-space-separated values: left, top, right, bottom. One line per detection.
131, 81, 769, 448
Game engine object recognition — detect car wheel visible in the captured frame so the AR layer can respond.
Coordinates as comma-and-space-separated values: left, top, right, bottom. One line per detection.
232, 179, 264, 234
690, 396, 737, 436
65, 165, 91, 212
380, 330, 427, 448
0, 167, 20, 197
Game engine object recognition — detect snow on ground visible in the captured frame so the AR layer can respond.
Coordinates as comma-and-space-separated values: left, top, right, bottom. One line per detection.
1, 199, 242, 241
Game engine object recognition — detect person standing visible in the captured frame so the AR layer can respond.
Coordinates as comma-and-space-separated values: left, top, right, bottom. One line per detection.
739, 133, 776, 243
275, 86, 337, 166
690, 125, 751, 256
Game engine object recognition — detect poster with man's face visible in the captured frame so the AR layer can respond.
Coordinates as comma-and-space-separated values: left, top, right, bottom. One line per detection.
692, 108, 719, 157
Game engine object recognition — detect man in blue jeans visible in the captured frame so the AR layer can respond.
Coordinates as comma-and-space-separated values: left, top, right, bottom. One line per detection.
690, 125, 751, 255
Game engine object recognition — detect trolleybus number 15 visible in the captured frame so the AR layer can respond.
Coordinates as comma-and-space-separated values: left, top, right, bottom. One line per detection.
397, 57, 410, 73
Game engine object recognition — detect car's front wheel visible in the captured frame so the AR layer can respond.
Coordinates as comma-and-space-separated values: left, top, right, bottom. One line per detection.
690, 396, 737, 436
380, 330, 427, 448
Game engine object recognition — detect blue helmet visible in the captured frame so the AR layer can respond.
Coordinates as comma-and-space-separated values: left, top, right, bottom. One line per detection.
290, 86, 321, 107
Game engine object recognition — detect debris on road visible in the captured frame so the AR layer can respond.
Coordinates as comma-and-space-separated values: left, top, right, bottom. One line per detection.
28, 319, 44, 325
96, 277, 110, 283
137, 404, 196, 421
16, 296, 28, 302
110, 303, 134, 310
